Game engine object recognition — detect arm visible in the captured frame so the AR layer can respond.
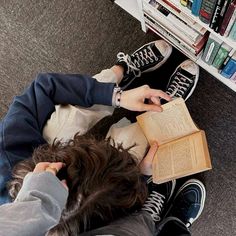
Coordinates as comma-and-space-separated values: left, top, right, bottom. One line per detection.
0, 171, 68, 236
0, 73, 114, 203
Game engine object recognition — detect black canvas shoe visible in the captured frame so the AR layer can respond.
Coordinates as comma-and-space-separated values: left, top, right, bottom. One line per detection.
165, 59, 199, 101
166, 179, 206, 228
116, 40, 172, 88
142, 176, 176, 222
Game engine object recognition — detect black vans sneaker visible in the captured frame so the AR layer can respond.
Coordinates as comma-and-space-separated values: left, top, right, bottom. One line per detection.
142, 176, 176, 222
165, 59, 199, 101
166, 179, 206, 228
116, 40, 172, 88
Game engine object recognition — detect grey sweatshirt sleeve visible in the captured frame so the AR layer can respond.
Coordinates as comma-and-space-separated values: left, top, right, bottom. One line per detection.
0, 172, 68, 236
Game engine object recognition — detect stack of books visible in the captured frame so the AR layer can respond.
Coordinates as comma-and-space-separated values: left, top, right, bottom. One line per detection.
201, 32, 236, 80
178, 0, 236, 41
143, 0, 209, 58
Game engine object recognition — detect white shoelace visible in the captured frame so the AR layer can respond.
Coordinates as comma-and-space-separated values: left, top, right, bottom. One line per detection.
133, 45, 158, 67
142, 191, 165, 222
117, 52, 141, 77
166, 72, 194, 98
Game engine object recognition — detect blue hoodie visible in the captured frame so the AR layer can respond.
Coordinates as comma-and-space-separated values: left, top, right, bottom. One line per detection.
0, 73, 115, 204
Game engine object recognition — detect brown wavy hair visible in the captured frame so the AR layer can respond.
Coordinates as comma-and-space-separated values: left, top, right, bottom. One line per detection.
8, 134, 147, 235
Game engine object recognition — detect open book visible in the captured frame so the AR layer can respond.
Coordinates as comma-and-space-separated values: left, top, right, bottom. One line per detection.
136, 98, 212, 184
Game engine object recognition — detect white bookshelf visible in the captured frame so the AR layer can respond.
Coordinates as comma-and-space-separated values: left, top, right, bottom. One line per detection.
114, 0, 141, 21
114, 0, 236, 92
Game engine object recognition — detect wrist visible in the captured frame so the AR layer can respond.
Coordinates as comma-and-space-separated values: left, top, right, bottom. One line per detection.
112, 86, 123, 108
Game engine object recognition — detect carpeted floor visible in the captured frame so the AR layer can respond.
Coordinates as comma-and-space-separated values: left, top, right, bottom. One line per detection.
0, 0, 235, 235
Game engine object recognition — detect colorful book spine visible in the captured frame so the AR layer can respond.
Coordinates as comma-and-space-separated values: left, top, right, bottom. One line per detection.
212, 43, 232, 69
221, 53, 236, 78
219, 0, 236, 36
228, 22, 236, 41
202, 34, 223, 65
224, 7, 236, 37
191, 0, 203, 16
199, 0, 218, 24
214, 0, 232, 33
218, 49, 235, 72
209, 0, 226, 31
187, 0, 193, 10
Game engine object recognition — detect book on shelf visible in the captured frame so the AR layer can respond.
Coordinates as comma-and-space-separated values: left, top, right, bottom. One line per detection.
136, 98, 212, 184
201, 33, 223, 65
229, 21, 236, 41
199, 0, 218, 24
224, 4, 236, 37
187, 0, 193, 10
212, 43, 232, 69
144, 14, 199, 57
157, 0, 207, 35
143, 1, 208, 49
191, 0, 203, 16
219, 0, 236, 36
209, 0, 228, 31
213, 0, 232, 33
180, 0, 189, 7
221, 51, 236, 78
218, 49, 235, 72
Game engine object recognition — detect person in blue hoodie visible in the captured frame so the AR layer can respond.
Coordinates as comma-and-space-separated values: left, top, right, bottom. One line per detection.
0, 41, 206, 236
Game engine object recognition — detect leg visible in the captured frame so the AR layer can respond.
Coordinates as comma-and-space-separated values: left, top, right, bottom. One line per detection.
43, 67, 123, 144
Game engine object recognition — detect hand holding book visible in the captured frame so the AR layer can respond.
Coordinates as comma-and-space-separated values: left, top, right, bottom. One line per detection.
136, 98, 212, 184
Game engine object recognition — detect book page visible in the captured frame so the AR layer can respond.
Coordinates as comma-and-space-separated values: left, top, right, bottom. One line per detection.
152, 130, 212, 184
136, 98, 199, 145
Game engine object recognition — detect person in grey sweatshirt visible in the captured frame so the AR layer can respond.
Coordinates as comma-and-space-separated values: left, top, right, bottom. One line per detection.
0, 161, 68, 236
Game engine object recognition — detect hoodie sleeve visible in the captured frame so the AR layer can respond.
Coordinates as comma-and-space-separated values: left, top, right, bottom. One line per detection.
0, 73, 115, 204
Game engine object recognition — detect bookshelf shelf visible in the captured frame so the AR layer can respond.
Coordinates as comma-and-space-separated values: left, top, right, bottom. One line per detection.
197, 57, 236, 92
114, 0, 236, 92
156, 0, 236, 48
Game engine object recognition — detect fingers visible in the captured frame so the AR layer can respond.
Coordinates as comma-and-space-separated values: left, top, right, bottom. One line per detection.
140, 103, 163, 112
139, 142, 158, 176
147, 89, 172, 102
144, 142, 158, 163
33, 162, 65, 176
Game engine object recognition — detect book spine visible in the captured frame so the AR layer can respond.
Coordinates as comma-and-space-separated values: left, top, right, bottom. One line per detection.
201, 34, 223, 65
221, 58, 236, 78
144, 14, 198, 56
209, 0, 225, 30
180, 0, 189, 7
219, 1, 236, 36
159, 0, 207, 35
218, 49, 235, 72
187, 0, 193, 10
224, 8, 236, 37
143, 3, 197, 46
228, 21, 236, 41
191, 0, 203, 16
166, 13, 200, 42
199, 0, 218, 24
215, 0, 232, 33
212, 43, 232, 69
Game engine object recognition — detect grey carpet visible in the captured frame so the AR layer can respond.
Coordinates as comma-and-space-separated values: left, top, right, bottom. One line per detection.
0, 0, 235, 235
